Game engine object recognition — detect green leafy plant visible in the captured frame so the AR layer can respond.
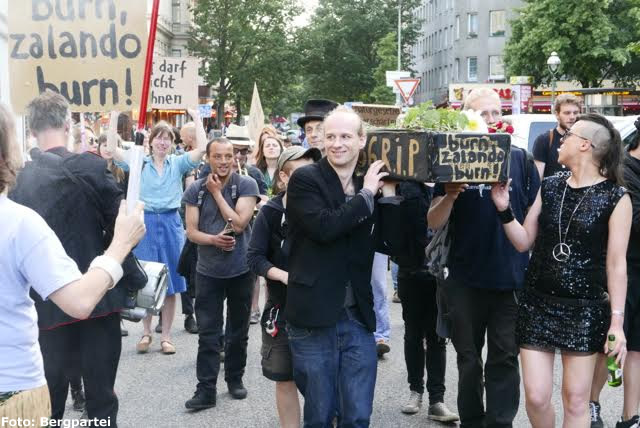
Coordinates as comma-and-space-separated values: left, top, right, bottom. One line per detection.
402, 102, 469, 131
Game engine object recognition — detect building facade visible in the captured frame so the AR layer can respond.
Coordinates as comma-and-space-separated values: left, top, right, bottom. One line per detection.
410, 0, 523, 105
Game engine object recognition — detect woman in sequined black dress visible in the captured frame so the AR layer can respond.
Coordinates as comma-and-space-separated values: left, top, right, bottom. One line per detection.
491, 113, 632, 428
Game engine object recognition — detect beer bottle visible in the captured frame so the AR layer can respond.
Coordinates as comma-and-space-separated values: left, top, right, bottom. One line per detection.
607, 334, 623, 387
222, 218, 235, 237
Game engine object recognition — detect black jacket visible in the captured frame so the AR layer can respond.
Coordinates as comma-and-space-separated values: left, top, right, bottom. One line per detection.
285, 157, 395, 331
385, 182, 433, 270
10, 147, 127, 329
247, 194, 289, 323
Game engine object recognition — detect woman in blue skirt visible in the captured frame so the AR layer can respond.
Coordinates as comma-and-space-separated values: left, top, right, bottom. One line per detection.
107, 109, 206, 354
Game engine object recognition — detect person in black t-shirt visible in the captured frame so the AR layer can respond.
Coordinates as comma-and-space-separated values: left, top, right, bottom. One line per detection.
532, 94, 581, 179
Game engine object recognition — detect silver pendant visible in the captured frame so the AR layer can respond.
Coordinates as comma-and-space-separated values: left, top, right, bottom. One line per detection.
552, 243, 571, 262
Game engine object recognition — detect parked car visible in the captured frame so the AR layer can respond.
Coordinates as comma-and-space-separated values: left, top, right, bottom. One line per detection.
504, 114, 638, 151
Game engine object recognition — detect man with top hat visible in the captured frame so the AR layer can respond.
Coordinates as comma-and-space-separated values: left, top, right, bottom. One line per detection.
182, 135, 260, 410
298, 99, 339, 156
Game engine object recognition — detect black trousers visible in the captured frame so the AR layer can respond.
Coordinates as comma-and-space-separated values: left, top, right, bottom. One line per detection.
181, 292, 194, 316
39, 312, 121, 426
442, 281, 520, 428
397, 268, 446, 404
195, 271, 254, 394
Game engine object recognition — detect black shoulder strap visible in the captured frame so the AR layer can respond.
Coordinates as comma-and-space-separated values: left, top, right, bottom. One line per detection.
520, 147, 534, 195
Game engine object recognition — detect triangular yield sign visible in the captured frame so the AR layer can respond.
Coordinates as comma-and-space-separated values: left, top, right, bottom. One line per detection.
394, 78, 420, 103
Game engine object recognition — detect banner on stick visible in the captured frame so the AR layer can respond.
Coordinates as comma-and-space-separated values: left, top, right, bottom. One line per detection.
247, 83, 265, 144
8, 0, 147, 113
151, 57, 198, 109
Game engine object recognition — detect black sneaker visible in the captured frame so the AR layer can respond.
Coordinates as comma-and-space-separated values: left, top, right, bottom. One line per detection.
184, 315, 198, 334
185, 390, 216, 410
227, 380, 247, 400
590, 401, 604, 428
616, 415, 640, 428
71, 387, 86, 412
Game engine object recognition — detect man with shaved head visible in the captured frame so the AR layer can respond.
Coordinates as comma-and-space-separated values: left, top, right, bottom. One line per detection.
285, 106, 394, 426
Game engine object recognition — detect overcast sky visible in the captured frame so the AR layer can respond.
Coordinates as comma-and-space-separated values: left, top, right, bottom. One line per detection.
293, 0, 318, 27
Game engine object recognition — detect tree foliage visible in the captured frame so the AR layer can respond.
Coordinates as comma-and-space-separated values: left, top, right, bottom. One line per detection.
298, 0, 420, 103
505, 0, 640, 88
188, 0, 300, 124
370, 31, 398, 104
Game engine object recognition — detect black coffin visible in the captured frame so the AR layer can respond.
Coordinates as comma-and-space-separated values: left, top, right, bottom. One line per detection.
357, 129, 511, 183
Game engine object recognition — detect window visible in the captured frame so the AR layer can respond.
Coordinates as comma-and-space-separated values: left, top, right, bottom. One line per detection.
468, 57, 478, 81
490, 10, 506, 36
172, 1, 181, 24
489, 55, 505, 79
455, 15, 460, 40
444, 27, 448, 48
172, 49, 182, 57
454, 58, 460, 81
467, 13, 478, 38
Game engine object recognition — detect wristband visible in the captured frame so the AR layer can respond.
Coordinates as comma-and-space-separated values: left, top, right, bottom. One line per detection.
612, 310, 625, 317
497, 206, 515, 224
89, 255, 124, 290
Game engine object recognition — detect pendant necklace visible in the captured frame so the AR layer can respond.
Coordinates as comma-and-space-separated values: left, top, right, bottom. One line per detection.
552, 179, 598, 262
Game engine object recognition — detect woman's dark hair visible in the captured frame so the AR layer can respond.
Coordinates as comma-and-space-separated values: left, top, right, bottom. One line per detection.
629, 118, 640, 151
0, 104, 18, 194
576, 113, 624, 185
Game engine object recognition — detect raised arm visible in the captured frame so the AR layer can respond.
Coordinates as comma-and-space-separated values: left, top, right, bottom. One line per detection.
186, 108, 207, 164
427, 183, 467, 229
605, 193, 632, 365
490, 179, 541, 252
106, 111, 128, 163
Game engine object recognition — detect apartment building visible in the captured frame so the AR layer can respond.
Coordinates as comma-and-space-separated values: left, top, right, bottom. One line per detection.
410, 0, 523, 105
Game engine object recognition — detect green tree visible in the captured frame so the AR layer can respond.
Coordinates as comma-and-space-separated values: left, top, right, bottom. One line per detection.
299, 0, 420, 103
505, 0, 640, 88
188, 0, 300, 125
370, 31, 399, 104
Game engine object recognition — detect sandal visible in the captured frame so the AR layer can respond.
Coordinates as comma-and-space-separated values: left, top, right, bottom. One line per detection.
136, 335, 152, 354
161, 340, 176, 355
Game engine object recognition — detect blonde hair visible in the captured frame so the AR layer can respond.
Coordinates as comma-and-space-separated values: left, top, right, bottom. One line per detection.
463, 88, 501, 111
323, 105, 365, 136
554, 94, 582, 114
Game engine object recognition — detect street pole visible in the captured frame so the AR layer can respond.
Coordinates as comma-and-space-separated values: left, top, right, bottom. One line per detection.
396, 0, 402, 107
551, 76, 557, 111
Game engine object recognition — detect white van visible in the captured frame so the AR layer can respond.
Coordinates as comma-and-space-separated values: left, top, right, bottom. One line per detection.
504, 114, 638, 151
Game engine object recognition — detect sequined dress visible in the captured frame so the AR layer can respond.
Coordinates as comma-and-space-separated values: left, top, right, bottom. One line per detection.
517, 176, 626, 353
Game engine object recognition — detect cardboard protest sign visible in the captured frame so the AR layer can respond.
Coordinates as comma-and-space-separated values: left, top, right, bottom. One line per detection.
358, 130, 511, 183
8, 0, 147, 113
428, 133, 511, 182
351, 104, 401, 127
247, 83, 265, 144
151, 57, 198, 109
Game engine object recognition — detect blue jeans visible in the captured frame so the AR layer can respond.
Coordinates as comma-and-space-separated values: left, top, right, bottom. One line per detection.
390, 261, 399, 291
372, 253, 390, 342
287, 310, 377, 428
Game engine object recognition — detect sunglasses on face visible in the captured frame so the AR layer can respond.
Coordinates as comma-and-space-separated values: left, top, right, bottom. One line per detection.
233, 148, 248, 155
560, 130, 597, 150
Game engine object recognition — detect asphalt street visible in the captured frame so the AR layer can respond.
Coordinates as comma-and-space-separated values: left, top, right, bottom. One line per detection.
63, 276, 625, 428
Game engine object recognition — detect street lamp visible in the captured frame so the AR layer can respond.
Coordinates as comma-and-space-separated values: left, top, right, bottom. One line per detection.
547, 51, 561, 109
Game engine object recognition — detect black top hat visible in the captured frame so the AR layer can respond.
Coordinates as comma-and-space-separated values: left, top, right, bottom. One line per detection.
297, 99, 339, 128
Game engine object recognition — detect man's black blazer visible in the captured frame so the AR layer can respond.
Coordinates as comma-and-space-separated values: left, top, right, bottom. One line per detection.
285, 157, 388, 332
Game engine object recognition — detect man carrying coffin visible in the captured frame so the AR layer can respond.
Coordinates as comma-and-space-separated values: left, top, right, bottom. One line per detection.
427, 88, 540, 428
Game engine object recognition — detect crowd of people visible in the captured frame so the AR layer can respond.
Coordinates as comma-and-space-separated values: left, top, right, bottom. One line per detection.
0, 86, 639, 428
